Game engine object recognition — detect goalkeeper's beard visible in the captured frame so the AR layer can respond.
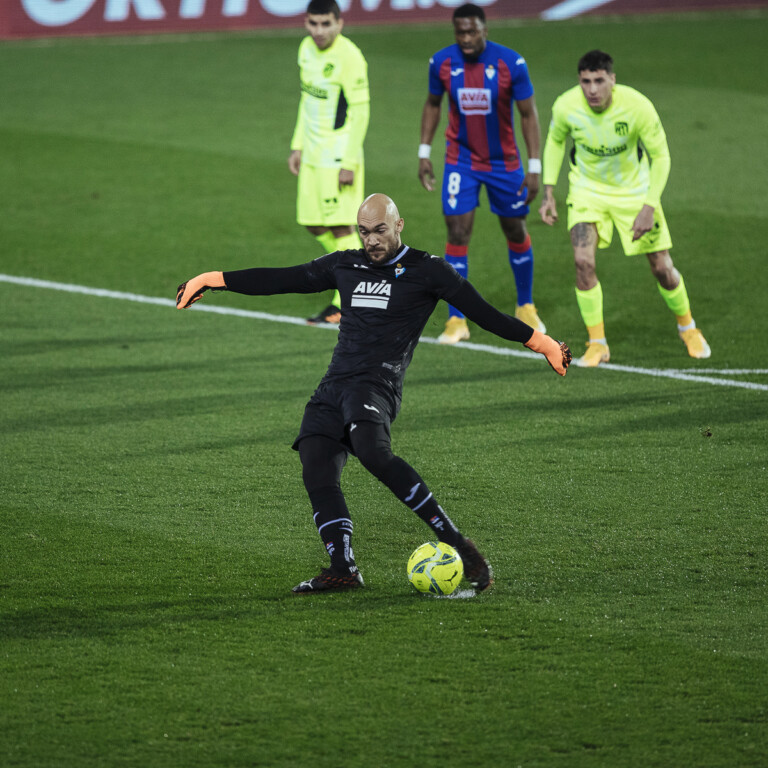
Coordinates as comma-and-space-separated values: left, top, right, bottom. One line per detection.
365, 243, 399, 265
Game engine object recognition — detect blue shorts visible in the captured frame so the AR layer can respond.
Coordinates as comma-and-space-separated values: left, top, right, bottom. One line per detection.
441, 162, 529, 218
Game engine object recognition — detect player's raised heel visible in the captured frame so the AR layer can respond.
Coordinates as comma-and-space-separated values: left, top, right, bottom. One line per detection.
679, 327, 711, 359
292, 567, 364, 593
456, 538, 493, 592
307, 304, 342, 325
575, 341, 610, 368
515, 303, 546, 333
438, 317, 470, 344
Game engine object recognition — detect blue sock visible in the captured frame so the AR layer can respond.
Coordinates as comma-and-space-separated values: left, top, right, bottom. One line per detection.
508, 235, 534, 307
445, 244, 468, 319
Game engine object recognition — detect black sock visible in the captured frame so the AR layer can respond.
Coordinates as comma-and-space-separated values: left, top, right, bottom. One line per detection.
306, 488, 357, 572
395, 465, 462, 547
300, 436, 357, 573
349, 421, 463, 548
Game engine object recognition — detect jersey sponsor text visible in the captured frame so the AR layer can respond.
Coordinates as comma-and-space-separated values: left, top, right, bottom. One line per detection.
351, 280, 392, 309
458, 87, 492, 115
581, 142, 628, 158
301, 81, 328, 100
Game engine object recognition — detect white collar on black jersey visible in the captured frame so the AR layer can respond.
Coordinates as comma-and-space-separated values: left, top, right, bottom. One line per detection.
383, 245, 410, 266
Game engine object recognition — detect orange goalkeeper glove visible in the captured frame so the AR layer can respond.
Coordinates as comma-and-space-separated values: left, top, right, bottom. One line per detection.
176, 271, 226, 309
524, 329, 572, 376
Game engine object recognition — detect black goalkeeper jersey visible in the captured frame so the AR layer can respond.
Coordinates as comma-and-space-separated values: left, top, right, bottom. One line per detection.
224, 245, 533, 390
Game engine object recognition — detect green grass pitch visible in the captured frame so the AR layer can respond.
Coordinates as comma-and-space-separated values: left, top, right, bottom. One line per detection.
1, 10, 767, 767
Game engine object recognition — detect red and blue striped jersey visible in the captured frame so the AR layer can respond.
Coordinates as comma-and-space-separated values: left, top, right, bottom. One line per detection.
428, 41, 534, 172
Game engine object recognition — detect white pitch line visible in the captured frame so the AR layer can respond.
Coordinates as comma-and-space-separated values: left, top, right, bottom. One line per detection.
2, 273, 766, 392
677, 369, 768, 375
590, 362, 768, 392
541, 0, 616, 21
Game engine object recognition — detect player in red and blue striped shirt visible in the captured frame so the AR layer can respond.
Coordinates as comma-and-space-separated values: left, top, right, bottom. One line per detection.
419, 3, 546, 344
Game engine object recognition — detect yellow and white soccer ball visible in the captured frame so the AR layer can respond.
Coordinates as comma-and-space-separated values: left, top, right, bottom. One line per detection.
407, 541, 464, 595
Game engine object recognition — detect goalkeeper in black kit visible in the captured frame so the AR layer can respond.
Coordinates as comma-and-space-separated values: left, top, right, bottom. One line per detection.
176, 193, 571, 594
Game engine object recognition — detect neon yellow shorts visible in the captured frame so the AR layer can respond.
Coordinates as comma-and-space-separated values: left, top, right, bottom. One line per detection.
296, 162, 365, 227
566, 189, 673, 255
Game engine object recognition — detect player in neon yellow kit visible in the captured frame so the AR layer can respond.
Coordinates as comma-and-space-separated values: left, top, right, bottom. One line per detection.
288, 0, 370, 325
539, 50, 710, 366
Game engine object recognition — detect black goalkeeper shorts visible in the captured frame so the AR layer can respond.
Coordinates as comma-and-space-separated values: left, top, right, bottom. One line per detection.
292, 376, 401, 453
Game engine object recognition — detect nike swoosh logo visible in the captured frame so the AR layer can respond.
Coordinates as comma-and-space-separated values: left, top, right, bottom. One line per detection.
511, 256, 530, 265
363, 404, 379, 413
451, 68, 463, 76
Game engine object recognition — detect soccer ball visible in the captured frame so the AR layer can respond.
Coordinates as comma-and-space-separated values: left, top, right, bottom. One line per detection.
407, 541, 464, 595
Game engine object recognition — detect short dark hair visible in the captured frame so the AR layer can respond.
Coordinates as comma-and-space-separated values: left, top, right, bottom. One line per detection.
307, 0, 340, 18
453, 3, 486, 23
578, 50, 614, 74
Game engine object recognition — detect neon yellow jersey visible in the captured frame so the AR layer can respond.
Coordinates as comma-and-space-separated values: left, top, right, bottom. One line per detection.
290, 34, 370, 169
543, 83, 670, 207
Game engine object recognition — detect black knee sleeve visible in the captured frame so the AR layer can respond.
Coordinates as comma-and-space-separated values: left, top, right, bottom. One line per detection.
349, 420, 397, 479
299, 435, 350, 520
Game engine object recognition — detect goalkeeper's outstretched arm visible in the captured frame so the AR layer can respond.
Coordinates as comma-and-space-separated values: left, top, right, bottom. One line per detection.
176, 263, 333, 309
